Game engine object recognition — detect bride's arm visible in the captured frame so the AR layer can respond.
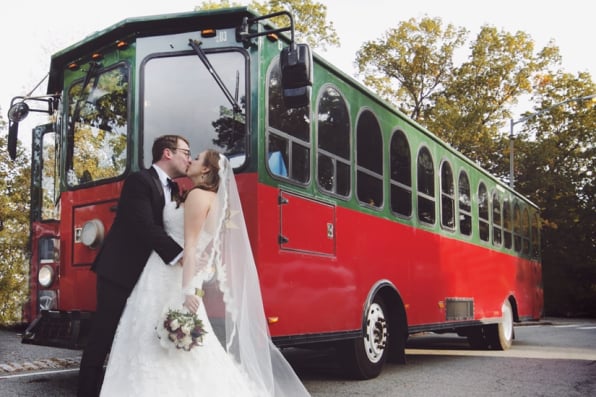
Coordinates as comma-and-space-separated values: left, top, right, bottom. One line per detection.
181, 188, 212, 312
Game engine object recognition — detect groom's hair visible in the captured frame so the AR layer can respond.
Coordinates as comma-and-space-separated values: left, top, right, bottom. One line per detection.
152, 134, 190, 163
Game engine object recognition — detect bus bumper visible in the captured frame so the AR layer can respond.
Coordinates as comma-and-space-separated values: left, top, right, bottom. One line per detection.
22, 310, 92, 350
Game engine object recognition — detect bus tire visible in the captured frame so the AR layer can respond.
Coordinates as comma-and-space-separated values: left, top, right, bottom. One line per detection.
485, 299, 514, 350
338, 295, 389, 379
466, 326, 489, 349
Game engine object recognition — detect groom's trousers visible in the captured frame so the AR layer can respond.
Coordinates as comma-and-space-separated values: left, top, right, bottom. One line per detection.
77, 277, 129, 397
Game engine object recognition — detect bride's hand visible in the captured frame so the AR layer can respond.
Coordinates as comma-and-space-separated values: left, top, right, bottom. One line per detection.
183, 294, 200, 313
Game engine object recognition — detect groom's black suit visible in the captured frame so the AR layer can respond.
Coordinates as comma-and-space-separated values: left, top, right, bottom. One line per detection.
78, 167, 182, 397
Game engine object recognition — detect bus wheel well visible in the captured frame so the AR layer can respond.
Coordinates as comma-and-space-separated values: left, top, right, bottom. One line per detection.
376, 286, 407, 364
508, 295, 520, 322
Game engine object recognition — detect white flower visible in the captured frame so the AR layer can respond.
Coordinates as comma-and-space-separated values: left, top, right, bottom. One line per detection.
181, 323, 191, 335
181, 335, 193, 349
170, 319, 180, 331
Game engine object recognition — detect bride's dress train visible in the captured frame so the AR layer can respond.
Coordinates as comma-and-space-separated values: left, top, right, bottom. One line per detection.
100, 203, 261, 396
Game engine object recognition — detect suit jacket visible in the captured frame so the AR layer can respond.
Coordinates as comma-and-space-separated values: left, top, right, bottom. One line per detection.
92, 167, 182, 292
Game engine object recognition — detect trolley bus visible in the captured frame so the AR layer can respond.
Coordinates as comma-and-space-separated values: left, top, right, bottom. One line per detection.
7, 7, 542, 379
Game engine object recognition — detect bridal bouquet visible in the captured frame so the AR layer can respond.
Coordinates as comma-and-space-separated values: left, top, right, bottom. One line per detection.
157, 308, 207, 351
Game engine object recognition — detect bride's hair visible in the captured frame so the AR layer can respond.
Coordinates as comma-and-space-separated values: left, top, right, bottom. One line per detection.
197, 149, 221, 192
182, 149, 221, 203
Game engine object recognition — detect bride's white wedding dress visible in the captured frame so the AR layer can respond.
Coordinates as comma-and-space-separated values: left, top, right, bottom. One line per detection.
100, 203, 261, 396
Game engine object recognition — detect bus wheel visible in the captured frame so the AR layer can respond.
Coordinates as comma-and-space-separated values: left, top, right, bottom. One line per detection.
485, 299, 514, 350
338, 295, 389, 379
466, 326, 489, 349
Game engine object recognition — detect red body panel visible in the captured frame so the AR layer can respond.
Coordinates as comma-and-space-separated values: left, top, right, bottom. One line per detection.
46, 173, 541, 338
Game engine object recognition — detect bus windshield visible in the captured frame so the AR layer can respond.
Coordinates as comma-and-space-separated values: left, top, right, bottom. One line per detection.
66, 64, 129, 187
142, 50, 247, 168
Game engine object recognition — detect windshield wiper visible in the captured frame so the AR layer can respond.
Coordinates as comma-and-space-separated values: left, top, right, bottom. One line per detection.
188, 39, 242, 113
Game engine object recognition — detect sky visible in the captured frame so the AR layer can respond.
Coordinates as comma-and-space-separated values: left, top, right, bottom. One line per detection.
2, 0, 594, 144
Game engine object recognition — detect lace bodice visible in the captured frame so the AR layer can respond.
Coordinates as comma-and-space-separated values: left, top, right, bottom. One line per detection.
163, 203, 215, 283
164, 202, 214, 249
163, 203, 185, 245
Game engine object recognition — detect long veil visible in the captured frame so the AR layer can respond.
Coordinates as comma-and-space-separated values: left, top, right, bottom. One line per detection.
194, 154, 310, 397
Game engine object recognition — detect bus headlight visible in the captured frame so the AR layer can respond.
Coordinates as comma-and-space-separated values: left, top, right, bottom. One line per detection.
38, 264, 55, 288
81, 219, 105, 249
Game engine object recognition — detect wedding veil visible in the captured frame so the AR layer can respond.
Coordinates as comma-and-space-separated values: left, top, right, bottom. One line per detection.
195, 154, 310, 397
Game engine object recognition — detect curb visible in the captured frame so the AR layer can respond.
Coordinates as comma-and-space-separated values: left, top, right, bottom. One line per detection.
0, 357, 80, 374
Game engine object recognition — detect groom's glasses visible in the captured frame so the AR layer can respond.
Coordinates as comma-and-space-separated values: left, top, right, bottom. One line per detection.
171, 147, 191, 159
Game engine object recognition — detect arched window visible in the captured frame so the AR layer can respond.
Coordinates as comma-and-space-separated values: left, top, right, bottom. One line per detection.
513, 203, 522, 252
267, 58, 310, 183
356, 110, 383, 207
440, 161, 455, 229
522, 207, 530, 255
390, 130, 411, 217
458, 171, 472, 235
478, 183, 489, 241
417, 147, 435, 224
317, 85, 350, 196
492, 190, 502, 246
503, 198, 512, 249
531, 213, 541, 259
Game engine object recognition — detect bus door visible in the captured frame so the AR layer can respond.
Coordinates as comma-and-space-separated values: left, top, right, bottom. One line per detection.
278, 190, 335, 256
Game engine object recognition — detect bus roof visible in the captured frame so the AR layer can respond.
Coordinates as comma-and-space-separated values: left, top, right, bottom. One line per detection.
47, 7, 255, 94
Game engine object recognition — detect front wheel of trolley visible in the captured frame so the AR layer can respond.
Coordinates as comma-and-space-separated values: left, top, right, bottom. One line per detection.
338, 295, 389, 379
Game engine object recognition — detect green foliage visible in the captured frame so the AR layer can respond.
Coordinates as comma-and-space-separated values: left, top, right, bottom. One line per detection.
515, 72, 596, 317
355, 17, 560, 173
198, 0, 340, 50
0, 109, 31, 325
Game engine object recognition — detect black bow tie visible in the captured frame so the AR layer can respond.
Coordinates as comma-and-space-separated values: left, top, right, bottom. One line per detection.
166, 178, 180, 201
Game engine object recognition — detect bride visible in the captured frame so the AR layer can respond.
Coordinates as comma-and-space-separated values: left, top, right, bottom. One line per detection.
100, 149, 310, 396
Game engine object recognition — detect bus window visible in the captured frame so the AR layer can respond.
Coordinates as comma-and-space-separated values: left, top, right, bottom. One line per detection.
317, 85, 350, 196
503, 198, 512, 249
492, 190, 502, 246
531, 213, 541, 259
390, 130, 412, 217
41, 132, 59, 220
478, 182, 489, 241
522, 207, 530, 255
417, 147, 435, 224
440, 161, 455, 230
513, 203, 522, 252
267, 58, 310, 182
356, 110, 383, 207
66, 64, 128, 186
142, 52, 247, 168
458, 171, 472, 235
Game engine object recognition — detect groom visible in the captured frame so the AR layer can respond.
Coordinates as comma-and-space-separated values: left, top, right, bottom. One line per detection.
77, 134, 192, 397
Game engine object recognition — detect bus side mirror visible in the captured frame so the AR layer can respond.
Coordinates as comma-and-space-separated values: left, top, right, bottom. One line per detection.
280, 43, 312, 108
7, 101, 30, 160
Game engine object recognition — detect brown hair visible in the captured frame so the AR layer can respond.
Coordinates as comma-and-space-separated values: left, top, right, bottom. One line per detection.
197, 149, 221, 192
151, 134, 190, 163
181, 149, 221, 203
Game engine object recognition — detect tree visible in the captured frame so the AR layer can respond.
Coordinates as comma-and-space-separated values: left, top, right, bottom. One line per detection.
0, 108, 31, 325
515, 71, 596, 316
356, 17, 467, 121
355, 17, 559, 173
198, 0, 340, 50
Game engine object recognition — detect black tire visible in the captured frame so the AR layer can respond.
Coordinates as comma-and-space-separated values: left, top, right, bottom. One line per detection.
337, 295, 389, 379
466, 326, 489, 349
485, 299, 514, 350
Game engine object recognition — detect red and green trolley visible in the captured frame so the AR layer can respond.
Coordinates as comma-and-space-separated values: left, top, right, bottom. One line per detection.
7, 7, 542, 379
